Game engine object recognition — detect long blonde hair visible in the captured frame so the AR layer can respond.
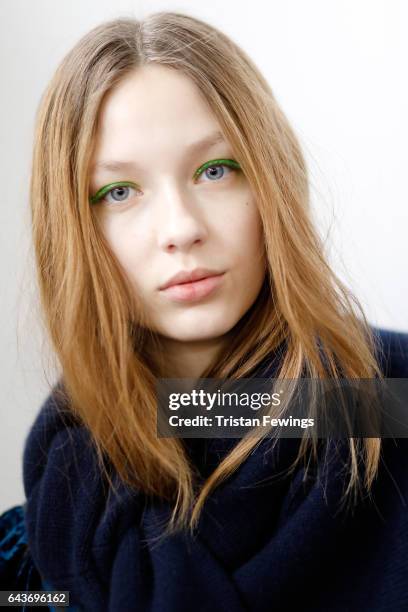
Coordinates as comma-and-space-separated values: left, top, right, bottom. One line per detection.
30, 12, 384, 536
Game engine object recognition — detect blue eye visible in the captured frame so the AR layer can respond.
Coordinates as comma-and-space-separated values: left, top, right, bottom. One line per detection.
90, 181, 140, 205
193, 158, 241, 182
105, 185, 136, 203
202, 165, 231, 181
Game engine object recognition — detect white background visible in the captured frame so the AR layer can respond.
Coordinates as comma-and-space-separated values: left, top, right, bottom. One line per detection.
1, 0, 407, 512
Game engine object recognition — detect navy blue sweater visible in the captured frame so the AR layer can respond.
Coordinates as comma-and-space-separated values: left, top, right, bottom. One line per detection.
22, 327, 408, 611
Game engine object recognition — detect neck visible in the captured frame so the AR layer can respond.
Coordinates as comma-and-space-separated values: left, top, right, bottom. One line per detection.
155, 334, 230, 378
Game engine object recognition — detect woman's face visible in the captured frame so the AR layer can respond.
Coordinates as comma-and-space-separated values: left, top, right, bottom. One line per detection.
90, 65, 266, 343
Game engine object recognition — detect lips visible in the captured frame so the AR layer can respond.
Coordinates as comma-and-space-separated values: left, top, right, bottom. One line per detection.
159, 269, 226, 303
159, 268, 224, 290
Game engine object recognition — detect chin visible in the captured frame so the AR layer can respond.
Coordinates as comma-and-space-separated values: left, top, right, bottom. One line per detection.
157, 308, 240, 342
166, 330, 227, 343
163, 324, 232, 343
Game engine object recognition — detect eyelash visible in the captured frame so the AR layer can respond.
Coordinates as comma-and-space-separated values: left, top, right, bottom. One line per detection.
89, 158, 241, 206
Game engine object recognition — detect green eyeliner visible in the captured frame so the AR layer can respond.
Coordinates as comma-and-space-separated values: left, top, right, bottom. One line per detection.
192, 158, 241, 181
90, 159, 241, 204
89, 181, 139, 204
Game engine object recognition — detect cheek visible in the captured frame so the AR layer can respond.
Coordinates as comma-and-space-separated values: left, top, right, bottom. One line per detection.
96, 214, 147, 281
218, 198, 265, 265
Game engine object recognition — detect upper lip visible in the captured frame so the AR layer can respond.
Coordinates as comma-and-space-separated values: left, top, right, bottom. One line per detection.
159, 268, 224, 290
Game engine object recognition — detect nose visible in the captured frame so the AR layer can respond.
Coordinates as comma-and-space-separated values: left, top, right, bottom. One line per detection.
156, 182, 208, 253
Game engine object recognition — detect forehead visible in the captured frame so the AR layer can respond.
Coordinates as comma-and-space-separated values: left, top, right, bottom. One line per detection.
93, 65, 220, 157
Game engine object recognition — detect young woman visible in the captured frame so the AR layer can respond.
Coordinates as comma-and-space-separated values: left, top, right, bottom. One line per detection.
1, 12, 408, 612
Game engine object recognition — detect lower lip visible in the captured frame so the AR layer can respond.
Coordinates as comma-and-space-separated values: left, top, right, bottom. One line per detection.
160, 274, 225, 303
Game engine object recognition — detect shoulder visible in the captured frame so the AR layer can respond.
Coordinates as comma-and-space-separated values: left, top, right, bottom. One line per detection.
22, 383, 142, 589
22, 383, 91, 497
363, 328, 408, 517
370, 325, 408, 377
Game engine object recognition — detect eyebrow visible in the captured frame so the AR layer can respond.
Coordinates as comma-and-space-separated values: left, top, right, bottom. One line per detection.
92, 131, 227, 172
